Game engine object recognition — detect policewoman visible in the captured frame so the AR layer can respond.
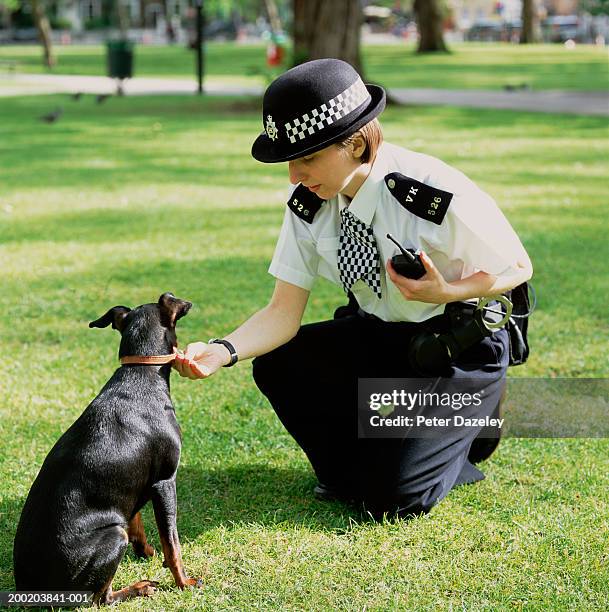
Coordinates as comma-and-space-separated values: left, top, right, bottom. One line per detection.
174, 59, 533, 517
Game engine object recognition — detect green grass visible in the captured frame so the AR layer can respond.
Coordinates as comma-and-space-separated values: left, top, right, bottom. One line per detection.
1, 41, 607, 90
365, 42, 609, 91
0, 94, 608, 609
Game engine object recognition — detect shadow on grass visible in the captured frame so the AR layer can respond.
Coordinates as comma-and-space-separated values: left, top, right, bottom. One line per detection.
176, 464, 362, 536
1, 94, 269, 191
0, 463, 362, 590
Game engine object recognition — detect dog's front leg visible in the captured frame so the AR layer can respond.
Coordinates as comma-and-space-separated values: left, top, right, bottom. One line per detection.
150, 478, 202, 589
128, 511, 156, 558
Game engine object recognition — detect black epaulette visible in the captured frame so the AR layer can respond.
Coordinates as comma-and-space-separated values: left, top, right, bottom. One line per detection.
287, 184, 325, 224
384, 172, 453, 225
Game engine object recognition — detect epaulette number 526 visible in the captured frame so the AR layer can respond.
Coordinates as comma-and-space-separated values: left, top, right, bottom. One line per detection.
428, 196, 442, 216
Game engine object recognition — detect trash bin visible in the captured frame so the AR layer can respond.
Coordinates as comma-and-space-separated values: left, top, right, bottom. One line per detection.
106, 40, 134, 80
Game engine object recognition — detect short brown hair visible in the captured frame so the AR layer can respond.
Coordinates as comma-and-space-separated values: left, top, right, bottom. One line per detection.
336, 118, 383, 164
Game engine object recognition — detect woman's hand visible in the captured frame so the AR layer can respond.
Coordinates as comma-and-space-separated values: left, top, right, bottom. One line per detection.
386, 251, 455, 304
173, 341, 229, 380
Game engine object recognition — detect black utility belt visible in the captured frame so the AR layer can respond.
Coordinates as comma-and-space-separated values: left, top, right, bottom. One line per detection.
357, 298, 509, 376
347, 282, 533, 372
409, 301, 503, 375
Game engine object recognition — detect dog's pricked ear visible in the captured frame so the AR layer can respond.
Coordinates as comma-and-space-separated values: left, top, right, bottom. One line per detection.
159, 292, 192, 328
89, 306, 131, 332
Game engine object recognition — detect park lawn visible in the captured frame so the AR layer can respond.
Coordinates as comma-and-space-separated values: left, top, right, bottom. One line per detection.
0, 94, 608, 609
0, 41, 608, 91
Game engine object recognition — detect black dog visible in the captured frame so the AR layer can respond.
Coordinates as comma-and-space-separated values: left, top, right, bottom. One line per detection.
13, 293, 201, 605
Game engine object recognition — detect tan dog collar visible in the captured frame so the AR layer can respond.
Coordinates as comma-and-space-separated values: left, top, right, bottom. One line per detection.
120, 348, 180, 366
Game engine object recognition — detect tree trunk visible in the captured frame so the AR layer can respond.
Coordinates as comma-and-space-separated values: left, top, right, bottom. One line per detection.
520, 0, 542, 44
293, 0, 363, 75
0, 4, 11, 30
263, 0, 282, 36
413, 0, 448, 53
31, 0, 55, 68
161, 0, 175, 43
116, 0, 130, 38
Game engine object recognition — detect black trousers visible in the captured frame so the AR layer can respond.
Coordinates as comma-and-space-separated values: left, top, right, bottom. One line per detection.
252, 313, 509, 516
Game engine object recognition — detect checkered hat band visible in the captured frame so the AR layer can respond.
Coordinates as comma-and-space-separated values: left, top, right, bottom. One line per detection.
284, 78, 370, 145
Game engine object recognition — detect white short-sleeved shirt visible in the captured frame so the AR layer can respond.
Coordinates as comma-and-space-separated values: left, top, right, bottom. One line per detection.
269, 142, 528, 323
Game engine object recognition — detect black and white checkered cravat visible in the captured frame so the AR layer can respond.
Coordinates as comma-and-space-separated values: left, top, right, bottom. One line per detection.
337, 208, 382, 299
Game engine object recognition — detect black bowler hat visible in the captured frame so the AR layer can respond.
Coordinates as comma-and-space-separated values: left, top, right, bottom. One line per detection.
251, 58, 386, 163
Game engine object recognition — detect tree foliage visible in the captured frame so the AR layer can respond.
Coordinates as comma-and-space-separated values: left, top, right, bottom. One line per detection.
581, 0, 609, 15
204, 0, 290, 23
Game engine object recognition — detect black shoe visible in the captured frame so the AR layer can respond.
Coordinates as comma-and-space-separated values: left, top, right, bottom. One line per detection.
313, 483, 353, 503
467, 436, 501, 465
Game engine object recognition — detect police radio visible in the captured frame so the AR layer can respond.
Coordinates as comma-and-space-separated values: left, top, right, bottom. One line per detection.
386, 234, 425, 279
384, 233, 530, 375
